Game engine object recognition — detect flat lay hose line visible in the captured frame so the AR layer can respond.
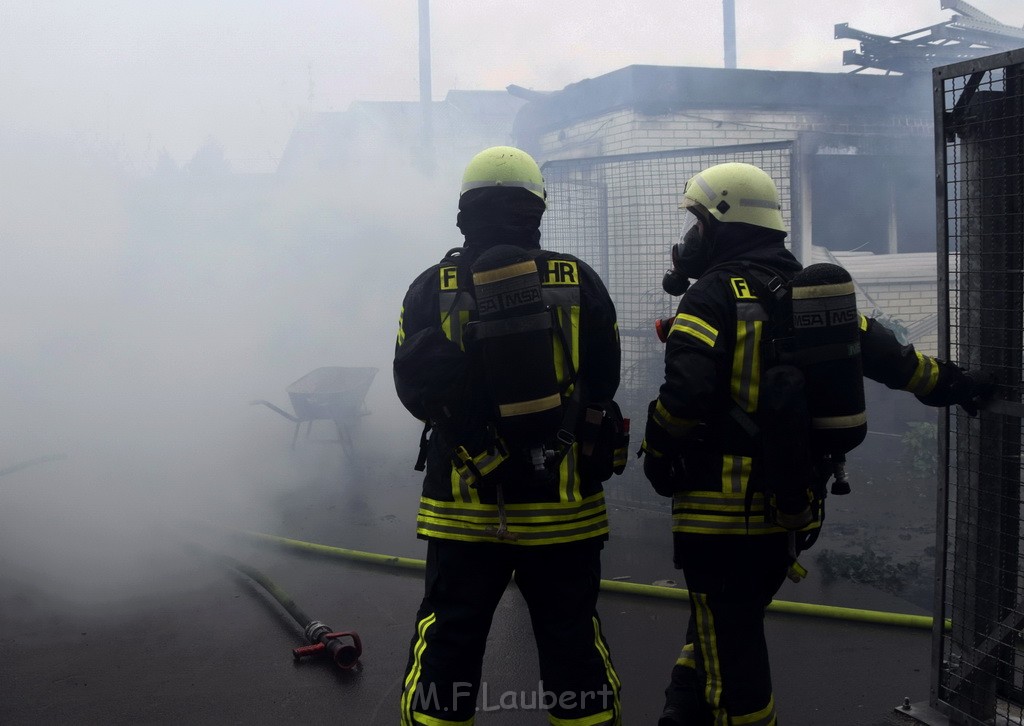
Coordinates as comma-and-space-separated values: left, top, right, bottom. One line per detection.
232, 529, 947, 631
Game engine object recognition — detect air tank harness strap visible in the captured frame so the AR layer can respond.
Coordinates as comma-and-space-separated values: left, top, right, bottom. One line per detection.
452, 436, 510, 488
542, 310, 583, 471
414, 421, 431, 472
715, 262, 789, 531
787, 532, 808, 583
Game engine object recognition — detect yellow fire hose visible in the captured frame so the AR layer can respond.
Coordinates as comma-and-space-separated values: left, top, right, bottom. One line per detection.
233, 529, 949, 632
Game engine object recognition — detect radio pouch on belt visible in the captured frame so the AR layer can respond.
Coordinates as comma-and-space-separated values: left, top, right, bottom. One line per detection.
577, 400, 630, 483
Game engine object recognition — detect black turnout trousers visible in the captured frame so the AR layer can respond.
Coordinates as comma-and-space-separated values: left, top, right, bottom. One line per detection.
666, 532, 791, 725
400, 537, 620, 724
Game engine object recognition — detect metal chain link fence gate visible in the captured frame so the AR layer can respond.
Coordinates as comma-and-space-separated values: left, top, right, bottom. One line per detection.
933, 48, 1024, 725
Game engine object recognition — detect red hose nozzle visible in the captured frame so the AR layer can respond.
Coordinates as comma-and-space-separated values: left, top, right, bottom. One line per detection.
293, 630, 362, 670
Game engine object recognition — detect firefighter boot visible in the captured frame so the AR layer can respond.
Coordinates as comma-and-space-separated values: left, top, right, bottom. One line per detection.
659, 661, 708, 725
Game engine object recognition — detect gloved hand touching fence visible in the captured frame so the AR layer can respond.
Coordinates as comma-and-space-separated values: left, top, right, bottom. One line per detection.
917, 364, 996, 416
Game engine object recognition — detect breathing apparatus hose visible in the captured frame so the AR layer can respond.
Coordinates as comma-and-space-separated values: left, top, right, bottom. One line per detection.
230, 528, 948, 632
185, 542, 362, 669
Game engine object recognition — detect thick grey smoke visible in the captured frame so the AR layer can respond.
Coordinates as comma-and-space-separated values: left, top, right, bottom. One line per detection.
0, 127, 458, 605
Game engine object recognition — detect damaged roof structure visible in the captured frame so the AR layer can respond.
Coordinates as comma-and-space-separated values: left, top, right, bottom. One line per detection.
837, 0, 1024, 74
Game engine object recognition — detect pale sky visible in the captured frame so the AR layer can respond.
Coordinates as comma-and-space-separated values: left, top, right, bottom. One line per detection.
2, 1, 1023, 171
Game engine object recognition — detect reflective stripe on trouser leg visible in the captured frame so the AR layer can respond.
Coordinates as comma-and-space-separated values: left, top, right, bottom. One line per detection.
731, 695, 777, 725
412, 712, 474, 726
675, 641, 696, 669
693, 592, 728, 725
663, 639, 708, 724
543, 617, 621, 725
402, 613, 454, 725
692, 592, 778, 726
541, 616, 619, 725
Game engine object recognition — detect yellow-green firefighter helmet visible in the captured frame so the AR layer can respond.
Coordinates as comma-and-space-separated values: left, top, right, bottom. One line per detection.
460, 146, 546, 206
680, 162, 786, 233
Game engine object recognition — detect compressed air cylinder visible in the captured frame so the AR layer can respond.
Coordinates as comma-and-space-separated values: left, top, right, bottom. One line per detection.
789, 263, 866, 457
469, 245, 563, 450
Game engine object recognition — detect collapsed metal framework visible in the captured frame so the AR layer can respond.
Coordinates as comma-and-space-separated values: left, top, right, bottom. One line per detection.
932, 48, 1024, 724
837, 0, 1024, 75
540, 142, 794, 506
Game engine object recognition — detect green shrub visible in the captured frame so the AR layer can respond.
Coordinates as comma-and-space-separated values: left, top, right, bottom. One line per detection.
901, 421, 938, 477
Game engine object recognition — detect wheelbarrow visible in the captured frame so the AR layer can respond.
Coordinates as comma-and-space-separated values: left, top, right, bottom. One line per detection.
250, 367, 378, 454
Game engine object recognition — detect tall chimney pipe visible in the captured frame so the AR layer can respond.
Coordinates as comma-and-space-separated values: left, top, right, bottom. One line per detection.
418, 0, 434, 164
723, 0, 737, 69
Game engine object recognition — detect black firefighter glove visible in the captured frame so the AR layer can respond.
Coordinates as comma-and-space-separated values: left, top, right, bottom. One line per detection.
640, 400, 686, 497
917, 364, 996, 416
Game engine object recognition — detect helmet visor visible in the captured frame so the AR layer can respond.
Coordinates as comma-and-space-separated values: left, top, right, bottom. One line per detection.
679, 210, 703, 245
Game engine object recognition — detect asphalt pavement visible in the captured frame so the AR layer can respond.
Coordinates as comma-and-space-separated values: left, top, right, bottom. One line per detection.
0, 442, 938, 725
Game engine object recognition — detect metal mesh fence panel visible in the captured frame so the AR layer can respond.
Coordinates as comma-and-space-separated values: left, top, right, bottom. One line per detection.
935, 49, 1024, 725
541, 142, 794, 508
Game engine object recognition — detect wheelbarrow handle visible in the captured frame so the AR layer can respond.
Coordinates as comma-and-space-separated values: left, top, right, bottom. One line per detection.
249, 400, 300, 423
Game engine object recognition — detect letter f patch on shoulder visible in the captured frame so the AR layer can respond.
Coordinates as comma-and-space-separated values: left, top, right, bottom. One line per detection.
730, 277, 756, 300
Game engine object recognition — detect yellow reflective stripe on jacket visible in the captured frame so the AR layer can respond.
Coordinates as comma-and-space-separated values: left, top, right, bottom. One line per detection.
722, 454, 751, 495
557, 441, 581, 503
439, 289, 474, 350
670, 313, 719, 347
419, 493, 607, 522
397, 306, 406, 346
416, 492, 609, 544
859, 314, 869, 332
732, 301, 767, 414
416, 516, 610, 545
499, 393, 561, 417
542, 286, 581, 387
670, 491, 821, 535
905, 352, 940, 395
653, 399, 699, 438
670, 454, 819, 536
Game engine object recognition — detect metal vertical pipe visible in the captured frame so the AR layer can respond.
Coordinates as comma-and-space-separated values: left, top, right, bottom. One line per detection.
723, 0, 737, 69
418, 0, 433, 163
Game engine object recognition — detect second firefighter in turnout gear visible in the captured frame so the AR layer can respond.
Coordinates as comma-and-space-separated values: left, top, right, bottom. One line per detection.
394, 146, 625, 725
641, 162, 993, 726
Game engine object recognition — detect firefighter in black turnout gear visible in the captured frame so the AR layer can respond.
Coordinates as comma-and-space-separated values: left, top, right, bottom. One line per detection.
394, 146, 625, 726
641, 162, 993, 725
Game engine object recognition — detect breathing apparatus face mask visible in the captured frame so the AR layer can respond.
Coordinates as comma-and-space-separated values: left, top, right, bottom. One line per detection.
661, 212, 713, 296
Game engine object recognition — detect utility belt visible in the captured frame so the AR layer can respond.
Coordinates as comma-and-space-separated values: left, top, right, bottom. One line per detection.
424, 399, 629, 489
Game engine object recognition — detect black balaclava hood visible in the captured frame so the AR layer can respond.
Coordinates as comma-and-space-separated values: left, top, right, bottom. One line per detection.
457, 186, 545, 251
